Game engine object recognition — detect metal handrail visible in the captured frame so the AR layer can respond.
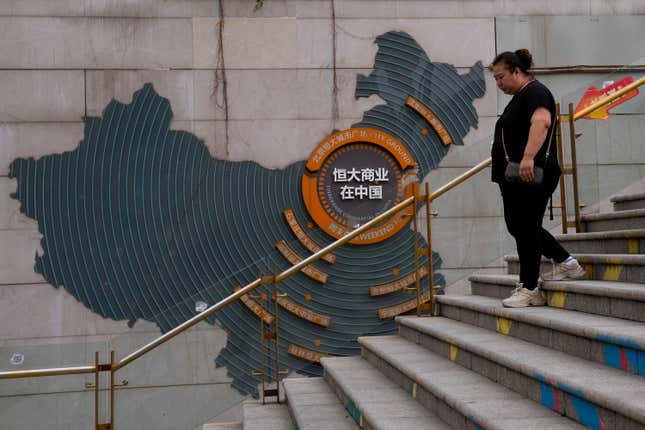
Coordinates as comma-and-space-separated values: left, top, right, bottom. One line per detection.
2, 74, 643, 381
0, 195, 407, 378
117, 193, 417, 371
0, 365, 97, 379
0, 156, 492, 380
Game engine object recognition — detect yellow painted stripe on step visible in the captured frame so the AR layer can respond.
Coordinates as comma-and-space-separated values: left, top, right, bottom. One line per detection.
412, 383, 417, 398
629, 239, 639, 254
586, 264, 594, 280
548, 292, 567, 308
605, 257, 623, 264
496, 317, 512, 335
360, 414, 363, 428
450, 344, 458, 362
603, 265, 623, 281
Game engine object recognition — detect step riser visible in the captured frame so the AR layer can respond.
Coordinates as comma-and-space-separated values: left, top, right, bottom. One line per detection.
614, 199, 645, 211
323, 369, 373, 430
283, 391, 300, 430
360, 347, 482, 430
283, 378, 358, 430
470, 280, 645, 323
471, 281, 510, 300
398, 324, 643, 430
507, 260, 645, 283
438, 302, 645, 377
583, 217, 645, 232
558, 238, 645, 255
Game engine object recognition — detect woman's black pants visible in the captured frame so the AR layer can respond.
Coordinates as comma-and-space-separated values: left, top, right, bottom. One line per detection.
499, 176, 569, 290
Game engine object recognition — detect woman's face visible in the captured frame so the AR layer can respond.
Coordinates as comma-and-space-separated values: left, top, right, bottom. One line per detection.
492, 63, 522, 95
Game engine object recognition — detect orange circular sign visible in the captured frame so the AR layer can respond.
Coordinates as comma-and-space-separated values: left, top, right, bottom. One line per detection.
302, 128, 417, 245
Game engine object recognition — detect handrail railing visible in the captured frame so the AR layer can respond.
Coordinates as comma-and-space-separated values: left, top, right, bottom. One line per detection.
3, 74, 642, 380
0, 196, 416, 379
117, 194, 417, 371
1, 157, 495, 382
1, 71, 643, 429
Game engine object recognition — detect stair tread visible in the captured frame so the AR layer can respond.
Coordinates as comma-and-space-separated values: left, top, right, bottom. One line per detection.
242, 400, 295, 430
437, 294, 645, 349
321, 356, 453, 429
359, 335, 587, 430
283, 377, 358, 430
611, 192, 645, 203
202, 423, 241, 430
504, 253, 645, 264
581, 207, 645, 221
555, 228, 645, 241
470, 273, 645, 300
396, 316, 645, 423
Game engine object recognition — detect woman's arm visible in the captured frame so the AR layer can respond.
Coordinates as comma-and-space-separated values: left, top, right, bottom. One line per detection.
519, 107, 551, 182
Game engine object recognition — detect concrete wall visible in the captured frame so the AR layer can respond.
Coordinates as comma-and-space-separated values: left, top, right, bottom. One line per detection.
2, 1, 645, 429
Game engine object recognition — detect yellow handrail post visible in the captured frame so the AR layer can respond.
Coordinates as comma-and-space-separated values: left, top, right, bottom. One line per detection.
555, 103, 569, 234
425, 182, 435, 317
94, 352, 100, 430
251, 275, 287, 404
272, 283, 289, 403
250, 288, 268, 404
412, 192, 421, 316
568, 102, 582, 231
110, 351, 116, 430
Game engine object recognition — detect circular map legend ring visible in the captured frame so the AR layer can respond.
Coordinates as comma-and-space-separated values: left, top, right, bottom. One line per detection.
302, 127, 418, 245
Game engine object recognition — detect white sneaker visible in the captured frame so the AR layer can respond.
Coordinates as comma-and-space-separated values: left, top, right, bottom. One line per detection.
502, 284, 546, 308
541, 258, 586, 281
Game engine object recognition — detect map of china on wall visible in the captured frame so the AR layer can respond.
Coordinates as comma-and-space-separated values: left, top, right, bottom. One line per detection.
9, 31, 485, 396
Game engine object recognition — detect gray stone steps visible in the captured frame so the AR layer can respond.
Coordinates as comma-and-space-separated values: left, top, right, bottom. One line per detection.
358, 335, 587, 430
242, 400, 295, 430
321, 356, 454, 429
504, 253, 645, 283
469, 273, 645, 323
396, 316, 645, 429
436, 294, 645, 376
611, 192, 645, 211
554, 228, 645, 254
202, 423, 241, 430
283, 377, 358, 430
581, 208, 645, 232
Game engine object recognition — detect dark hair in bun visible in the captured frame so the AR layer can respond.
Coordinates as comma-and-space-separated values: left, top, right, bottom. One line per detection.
490, 49, 534, 74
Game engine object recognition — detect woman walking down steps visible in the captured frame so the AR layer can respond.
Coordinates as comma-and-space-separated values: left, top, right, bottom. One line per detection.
489, 49, 586, 308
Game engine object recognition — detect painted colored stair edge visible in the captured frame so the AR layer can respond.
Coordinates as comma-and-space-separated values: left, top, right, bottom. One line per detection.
536, 374, 606, 430
443, 300, 645, 376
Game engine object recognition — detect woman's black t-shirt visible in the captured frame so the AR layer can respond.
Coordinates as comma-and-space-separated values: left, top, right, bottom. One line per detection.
491, 80, 561, 183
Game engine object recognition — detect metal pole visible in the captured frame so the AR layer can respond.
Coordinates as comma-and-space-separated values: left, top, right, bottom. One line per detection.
568, 103, 582, 231
0, 365, 96, 380
274, 196, 416, 283
555, 104, 568, 234
412, 194, 421, 316
273, 285, 282, 403
115, 277, 263, 370
110, 351, 115, 430
425, 182, 434, 316
95, 352, 100, 430
260, 309, 266, 404
428, 158, 492, 202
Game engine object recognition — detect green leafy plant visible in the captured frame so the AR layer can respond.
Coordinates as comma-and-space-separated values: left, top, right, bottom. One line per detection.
254, 0, 265, 11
